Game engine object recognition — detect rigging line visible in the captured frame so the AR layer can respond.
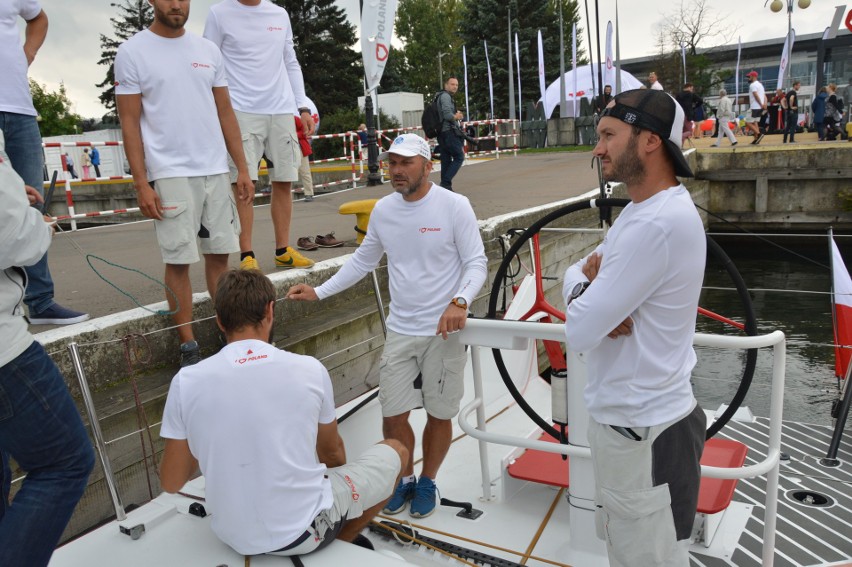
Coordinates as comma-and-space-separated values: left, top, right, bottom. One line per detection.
53, 223, 178, 315
702, 285, 835, 296
707, 231, 852, 239
368, 520, 480, 567
694, 203, 830, 270
520, 488, 567, 566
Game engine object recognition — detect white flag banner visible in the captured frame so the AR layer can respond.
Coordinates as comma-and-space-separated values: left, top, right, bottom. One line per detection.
515, 33, 522, 121
735, 37, 741, 101
537, 30, 547, 112
361, 0, 399, 92
463, 45, 470, 121
484, 40, 494, 120
572, 23, 577, 118
778, 28, 796, 90
680, 41, 687, 83
605, 21, 614, 92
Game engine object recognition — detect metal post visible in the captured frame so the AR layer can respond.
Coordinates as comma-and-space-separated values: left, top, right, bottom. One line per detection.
370, 270, 388, 337
438, 52, 448, 90
365, 92, 382, 186
821, 362, 852, 466
559, 6, 567, 118
68, 342, 126, 521
507, 7, 515, 121
470, 345, 493, 501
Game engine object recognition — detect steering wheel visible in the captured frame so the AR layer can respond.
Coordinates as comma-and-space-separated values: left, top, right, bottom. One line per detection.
485, 198, 758, 441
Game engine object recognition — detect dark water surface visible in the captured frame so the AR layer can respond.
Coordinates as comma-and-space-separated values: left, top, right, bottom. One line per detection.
694, 234, 849, 430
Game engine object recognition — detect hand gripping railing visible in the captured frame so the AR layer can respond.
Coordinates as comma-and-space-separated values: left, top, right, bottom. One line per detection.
457, 318, 785, 567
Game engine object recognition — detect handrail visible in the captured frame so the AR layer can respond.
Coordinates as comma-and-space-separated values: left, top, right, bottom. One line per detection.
457, 318, 785, 567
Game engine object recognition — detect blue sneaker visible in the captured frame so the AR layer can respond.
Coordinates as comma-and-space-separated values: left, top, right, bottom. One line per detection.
410, 476, 438, 518
28, 303, 89, 325
383, 478, 416, 515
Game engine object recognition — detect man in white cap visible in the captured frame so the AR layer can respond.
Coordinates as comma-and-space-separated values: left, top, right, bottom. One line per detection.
744, 70, 767, 144
563, 89, 706, 567
287, 134, 487, 520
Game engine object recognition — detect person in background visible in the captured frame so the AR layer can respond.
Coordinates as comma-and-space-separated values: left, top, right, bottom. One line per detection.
159, 269, 407, 555
825, 83, 841, 141
357, 123, 368, 162
0, 130, 95, 567
295, 114, 314, 202
64, 152, 77, 179
675, 83, 702, 145
81, 148, 92, 179
595, 84, 613, 114
783, 81, 800, 144
648, 71, 663, 91
712, 88, 737, 147
841, 78, 851, 129
436, 76, 465, 192
287, 134, 487, 520
812, 86, 828, 141
744, 71, 766, 145
564, 89, 706, 567
90, 145, 101, 177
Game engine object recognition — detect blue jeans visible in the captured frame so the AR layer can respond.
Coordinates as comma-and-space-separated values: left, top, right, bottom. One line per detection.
784, 111, 797, 142
0, 112, 54, 313
438, 129, 464, 191
815, 121, 825, 140
0, 341, 95, 567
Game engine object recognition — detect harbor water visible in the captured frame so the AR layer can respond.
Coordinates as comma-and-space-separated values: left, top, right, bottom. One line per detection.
694, 234, 850, 431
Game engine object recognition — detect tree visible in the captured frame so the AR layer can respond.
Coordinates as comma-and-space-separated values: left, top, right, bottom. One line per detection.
274, 0, 363, 116
30, 80, 83, 137
458, 0, 584, 119
96, 1, 153, 119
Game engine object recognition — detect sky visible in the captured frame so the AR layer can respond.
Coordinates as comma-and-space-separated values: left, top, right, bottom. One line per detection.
23, 0, 843, 120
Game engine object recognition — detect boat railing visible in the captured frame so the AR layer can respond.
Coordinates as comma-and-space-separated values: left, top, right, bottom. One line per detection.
457, 318, 786, 567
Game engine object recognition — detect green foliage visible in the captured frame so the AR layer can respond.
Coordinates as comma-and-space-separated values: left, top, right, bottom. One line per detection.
97, 0, 153, 118
310, 107, 400, 161
30, 80, 83, 136
274, 0, 363, 116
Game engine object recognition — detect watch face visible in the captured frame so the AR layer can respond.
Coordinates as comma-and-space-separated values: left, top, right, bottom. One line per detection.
572, 282, 586, 298
454, 297, 467, 307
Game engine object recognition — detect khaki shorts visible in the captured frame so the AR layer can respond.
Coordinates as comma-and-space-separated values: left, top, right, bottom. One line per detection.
745, 109, 763, 123
379, 331, 466, 420
233, 110, 299, 183
267, 443, 400, 556
152, 175, 240, 264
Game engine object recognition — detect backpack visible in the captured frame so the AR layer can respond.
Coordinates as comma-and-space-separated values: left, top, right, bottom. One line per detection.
421, 92, 445, 139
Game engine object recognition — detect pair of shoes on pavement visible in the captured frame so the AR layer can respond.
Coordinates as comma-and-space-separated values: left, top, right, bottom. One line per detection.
180, 340, 202, 367
239, 255, 260, 271
298, 233, 345, 251
383, 476, 437, 518
275, 246, 315, 269
303, 195, 314, 202
28, 303, 89, 325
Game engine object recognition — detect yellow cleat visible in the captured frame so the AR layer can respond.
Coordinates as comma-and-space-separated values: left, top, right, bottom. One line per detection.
275, 247, 315, 269
239, 255, 260, 271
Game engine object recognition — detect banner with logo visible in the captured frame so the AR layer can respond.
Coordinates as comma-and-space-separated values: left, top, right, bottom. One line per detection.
680, 41, 687, 84
515, 33, 522, 121
735, 37, 741, 101
605, 21, 614, 92
778, 29, 796, 90
537, 30, 547, 113
484, 40, 494, 120
463, 45, 470, 121
361, 0, 399, 92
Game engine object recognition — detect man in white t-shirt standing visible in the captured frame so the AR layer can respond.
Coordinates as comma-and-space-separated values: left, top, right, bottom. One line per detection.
648, 71, 664, 91
744, 70, 767, 145
204, 0, 316, 272
287, 134, 488, 520
563, 90, 706, 567
115, 0, 253, 367
160, 269, 406, 555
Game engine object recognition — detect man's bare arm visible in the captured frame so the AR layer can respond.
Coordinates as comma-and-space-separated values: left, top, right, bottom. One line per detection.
23, 10, 48, 66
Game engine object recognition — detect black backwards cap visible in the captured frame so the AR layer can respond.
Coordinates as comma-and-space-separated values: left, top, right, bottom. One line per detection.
600, 89, 694, 178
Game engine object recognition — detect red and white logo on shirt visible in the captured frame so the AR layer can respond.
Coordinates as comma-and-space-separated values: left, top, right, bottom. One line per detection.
267, 26, 283, 32
419, 227, 441, 234
191, 62, 211, 69
236, 348, 268, 365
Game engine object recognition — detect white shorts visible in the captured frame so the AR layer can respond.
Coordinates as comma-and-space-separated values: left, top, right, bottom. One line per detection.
378, 331, 466, 420
152, 175, 240, 264
745, 109, 763, 124
232, 110, 299, 183
267, 443, 400, 556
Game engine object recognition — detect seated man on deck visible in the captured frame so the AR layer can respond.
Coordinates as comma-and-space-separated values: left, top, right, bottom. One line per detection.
158, 269, 407, 556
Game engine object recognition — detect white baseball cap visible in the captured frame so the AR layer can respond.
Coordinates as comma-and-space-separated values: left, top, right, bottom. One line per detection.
379, 134, 432, 161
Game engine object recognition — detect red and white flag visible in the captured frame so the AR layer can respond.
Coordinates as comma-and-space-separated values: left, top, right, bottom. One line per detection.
361, 0, 399, 92
831, 236, 852, 380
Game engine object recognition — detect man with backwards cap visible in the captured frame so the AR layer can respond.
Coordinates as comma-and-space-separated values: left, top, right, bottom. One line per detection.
563, 89, 706, 566
287, 134, 487, 520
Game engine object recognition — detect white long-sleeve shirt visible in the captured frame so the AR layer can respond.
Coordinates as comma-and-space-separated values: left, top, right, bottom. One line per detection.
203, 0, 308, 115
563, 185, 705, 427
316, 185, 487, 336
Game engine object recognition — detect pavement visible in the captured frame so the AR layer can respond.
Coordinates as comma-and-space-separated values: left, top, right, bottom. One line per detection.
35, 150, 602, 331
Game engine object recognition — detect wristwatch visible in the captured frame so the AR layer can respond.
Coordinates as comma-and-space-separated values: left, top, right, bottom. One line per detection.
450, 297, 468, 309
567, 281, 590, 305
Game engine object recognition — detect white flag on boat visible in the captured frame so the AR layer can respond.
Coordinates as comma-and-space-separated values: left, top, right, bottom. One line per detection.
361, 0, 399, 92
777, 29, 795, 90
605, 21, 614, 92
831, 236, 852, 380
537, 30, 547, 113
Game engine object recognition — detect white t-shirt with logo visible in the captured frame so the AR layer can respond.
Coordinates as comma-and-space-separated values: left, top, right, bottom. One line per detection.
160, 339, 337, 555
749, 80, 766, 111
0, 0, 40, 115
203, 0, 308, 115
315, 184, 488, 336
114, 30, 229, 180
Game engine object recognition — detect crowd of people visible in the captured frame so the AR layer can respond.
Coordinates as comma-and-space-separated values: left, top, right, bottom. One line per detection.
4, 0, 849, 565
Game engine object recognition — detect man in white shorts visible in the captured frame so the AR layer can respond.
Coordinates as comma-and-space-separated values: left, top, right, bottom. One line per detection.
744, 70, 767, 144
115, 0, 253, 366
159, 269, 406, 555
563, 89, 706, 567
204, 0, 316, 271
286, 134, 488, 519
